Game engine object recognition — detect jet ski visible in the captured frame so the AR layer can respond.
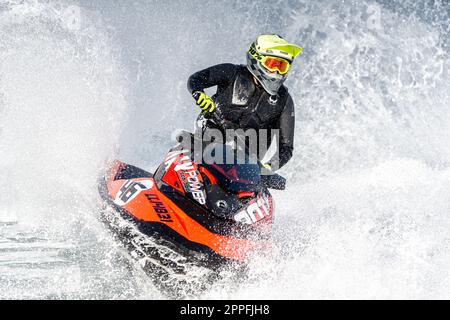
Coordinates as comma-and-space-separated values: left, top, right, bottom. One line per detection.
98, 132, 286, 296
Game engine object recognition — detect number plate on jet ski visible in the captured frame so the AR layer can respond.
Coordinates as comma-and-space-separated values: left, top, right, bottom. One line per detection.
114, 179, 154, 206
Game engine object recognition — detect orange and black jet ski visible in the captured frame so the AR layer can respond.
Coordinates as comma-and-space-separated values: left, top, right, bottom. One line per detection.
98, 136, 285, 295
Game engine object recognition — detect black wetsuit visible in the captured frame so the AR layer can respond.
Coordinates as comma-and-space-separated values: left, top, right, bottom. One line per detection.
187, 63, 295, 169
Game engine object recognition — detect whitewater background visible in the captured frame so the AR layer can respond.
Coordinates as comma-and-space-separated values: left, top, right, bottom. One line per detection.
0, 0, 449, 299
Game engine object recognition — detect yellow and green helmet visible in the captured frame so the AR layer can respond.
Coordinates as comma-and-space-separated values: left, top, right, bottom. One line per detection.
247, 34, 302, 95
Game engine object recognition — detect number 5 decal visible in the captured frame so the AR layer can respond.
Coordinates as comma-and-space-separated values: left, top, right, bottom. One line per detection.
114, 179, 154, 206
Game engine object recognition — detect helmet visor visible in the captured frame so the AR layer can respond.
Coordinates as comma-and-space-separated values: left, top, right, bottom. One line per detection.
261, 56, 291, 75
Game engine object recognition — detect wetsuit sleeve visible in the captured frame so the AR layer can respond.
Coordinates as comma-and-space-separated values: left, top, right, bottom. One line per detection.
187, 63, 237, 94
271, 94, 295, 169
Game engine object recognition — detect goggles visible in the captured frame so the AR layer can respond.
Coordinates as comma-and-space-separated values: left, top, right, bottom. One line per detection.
261, 56, 291, 74
248, 45, 292, 75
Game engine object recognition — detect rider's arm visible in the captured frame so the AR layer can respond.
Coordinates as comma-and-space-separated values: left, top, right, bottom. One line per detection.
187, 63, 237, 94
270, 95, 295, 169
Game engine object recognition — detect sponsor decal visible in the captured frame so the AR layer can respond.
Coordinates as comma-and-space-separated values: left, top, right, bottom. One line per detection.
114, 179, 154, 206
145, 194, 173, 223
233, 193, 271, 224
174, 151, 207, 205
163, 149, 188, 170
174, 152, 195, 172
248, 46, 263, 61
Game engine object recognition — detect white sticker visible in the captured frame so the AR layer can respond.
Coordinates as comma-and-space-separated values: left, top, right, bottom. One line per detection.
233, 194, 271, 224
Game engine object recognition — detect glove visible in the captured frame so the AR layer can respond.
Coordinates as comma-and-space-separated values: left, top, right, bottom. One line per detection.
193, 91, 215, 113
262, 163, 272, 170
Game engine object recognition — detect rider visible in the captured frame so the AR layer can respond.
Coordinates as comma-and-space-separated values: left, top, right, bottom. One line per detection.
187, 34, 302, 171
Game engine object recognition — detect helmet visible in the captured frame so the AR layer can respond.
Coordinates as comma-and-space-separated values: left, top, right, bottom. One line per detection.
246, 34, 302, 95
